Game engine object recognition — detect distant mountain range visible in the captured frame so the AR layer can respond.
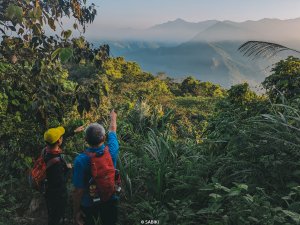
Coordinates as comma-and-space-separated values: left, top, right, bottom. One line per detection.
91, 18, 300, 88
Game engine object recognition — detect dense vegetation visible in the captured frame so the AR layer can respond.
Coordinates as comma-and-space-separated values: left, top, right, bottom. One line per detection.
1, 1, 300, 225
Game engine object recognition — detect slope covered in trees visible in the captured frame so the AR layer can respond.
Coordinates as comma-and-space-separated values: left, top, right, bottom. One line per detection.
1, 1, 300, 225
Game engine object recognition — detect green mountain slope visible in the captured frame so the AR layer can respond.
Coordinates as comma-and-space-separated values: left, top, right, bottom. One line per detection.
123, 41, 274, 87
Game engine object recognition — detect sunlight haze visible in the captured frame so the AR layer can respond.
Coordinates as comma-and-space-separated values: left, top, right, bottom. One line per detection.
89, 0, 300, 28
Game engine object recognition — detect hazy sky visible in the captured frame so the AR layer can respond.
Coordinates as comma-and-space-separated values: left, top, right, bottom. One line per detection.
88, 0, 300, 28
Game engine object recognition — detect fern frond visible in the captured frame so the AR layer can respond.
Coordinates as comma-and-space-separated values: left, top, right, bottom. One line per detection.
238, 41, 300, 59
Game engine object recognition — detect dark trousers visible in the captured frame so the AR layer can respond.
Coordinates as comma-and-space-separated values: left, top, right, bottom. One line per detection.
45, 192, 67, 225
81, 200, 118, 225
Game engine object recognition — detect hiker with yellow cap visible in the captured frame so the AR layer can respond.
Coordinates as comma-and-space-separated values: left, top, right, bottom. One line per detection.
44, 125, 84, 225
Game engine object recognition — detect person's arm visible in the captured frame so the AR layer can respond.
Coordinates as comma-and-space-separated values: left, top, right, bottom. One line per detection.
109, 109, 117, 132
61, 126, 85, 150
108, 110, 119, 167
73, 188, 85, 225
74, 126, 85, 133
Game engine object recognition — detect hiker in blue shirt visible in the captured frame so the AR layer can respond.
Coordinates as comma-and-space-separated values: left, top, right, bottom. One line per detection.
73, 110, 119, 225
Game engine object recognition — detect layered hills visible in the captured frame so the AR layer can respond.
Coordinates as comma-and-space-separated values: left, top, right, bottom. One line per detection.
92, 18, 300, 87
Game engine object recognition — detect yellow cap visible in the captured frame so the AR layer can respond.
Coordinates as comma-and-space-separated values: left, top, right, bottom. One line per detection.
44, 126, 65, 144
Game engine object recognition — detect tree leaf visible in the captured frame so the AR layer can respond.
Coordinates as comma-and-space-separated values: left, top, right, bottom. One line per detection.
51, 48, 61, 60
48, 18, 56, 30
282, 210, 300, 223
33, 7, 42, 19
62, 30, 72, 39
59, 48, 73, 63
5, 4, 23, 23
18, 28, 24, 35
73, 23, 78, 30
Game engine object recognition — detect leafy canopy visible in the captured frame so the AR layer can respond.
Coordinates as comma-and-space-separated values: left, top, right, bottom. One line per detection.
263, 56, 300, 101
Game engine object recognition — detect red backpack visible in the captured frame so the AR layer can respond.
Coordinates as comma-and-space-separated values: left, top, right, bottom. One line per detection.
29, 148, 60, 192
85, 146, 117, 203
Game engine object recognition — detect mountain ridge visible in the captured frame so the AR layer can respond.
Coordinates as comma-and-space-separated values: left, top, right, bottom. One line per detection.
92, 17, 300, 87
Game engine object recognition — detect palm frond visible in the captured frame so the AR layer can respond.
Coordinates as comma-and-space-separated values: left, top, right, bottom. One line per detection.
238, 41, 300, 59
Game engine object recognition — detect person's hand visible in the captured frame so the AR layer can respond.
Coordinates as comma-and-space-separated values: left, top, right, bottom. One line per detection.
74, 126, 85, 133
67, 163, 72, 169
74, 210, 85, 225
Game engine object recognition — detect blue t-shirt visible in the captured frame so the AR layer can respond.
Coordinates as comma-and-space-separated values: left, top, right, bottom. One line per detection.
73, 131, 119, 207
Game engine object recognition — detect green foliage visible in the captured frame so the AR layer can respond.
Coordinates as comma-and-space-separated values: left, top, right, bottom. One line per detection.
181, 76, 200, 95
103, 57, 143, 80
179, 76, 225, 97
1, 0, 96, 37
263, 56, 300, 101
228, 83, 258, 105
199, 183, 300, 224
172, 96, 220, 142
2, 2, 300, 224
58, 48, 74, 63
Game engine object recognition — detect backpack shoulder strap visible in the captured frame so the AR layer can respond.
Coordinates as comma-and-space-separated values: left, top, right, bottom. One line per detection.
46, 157, 61, 169
60, 154, 68, 165
84, 146, 110, 158
84, 151, 96, 158
43, 148, 61, 169
43, 147, 63, 169
41, 147, 47, 158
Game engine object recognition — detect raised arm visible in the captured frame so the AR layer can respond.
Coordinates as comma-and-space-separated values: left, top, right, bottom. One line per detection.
109, 109, 117, 132
108, 109, 119, 167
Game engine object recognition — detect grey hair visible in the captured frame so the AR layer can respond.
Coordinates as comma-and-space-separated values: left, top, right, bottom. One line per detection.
85, 123, 106, 146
